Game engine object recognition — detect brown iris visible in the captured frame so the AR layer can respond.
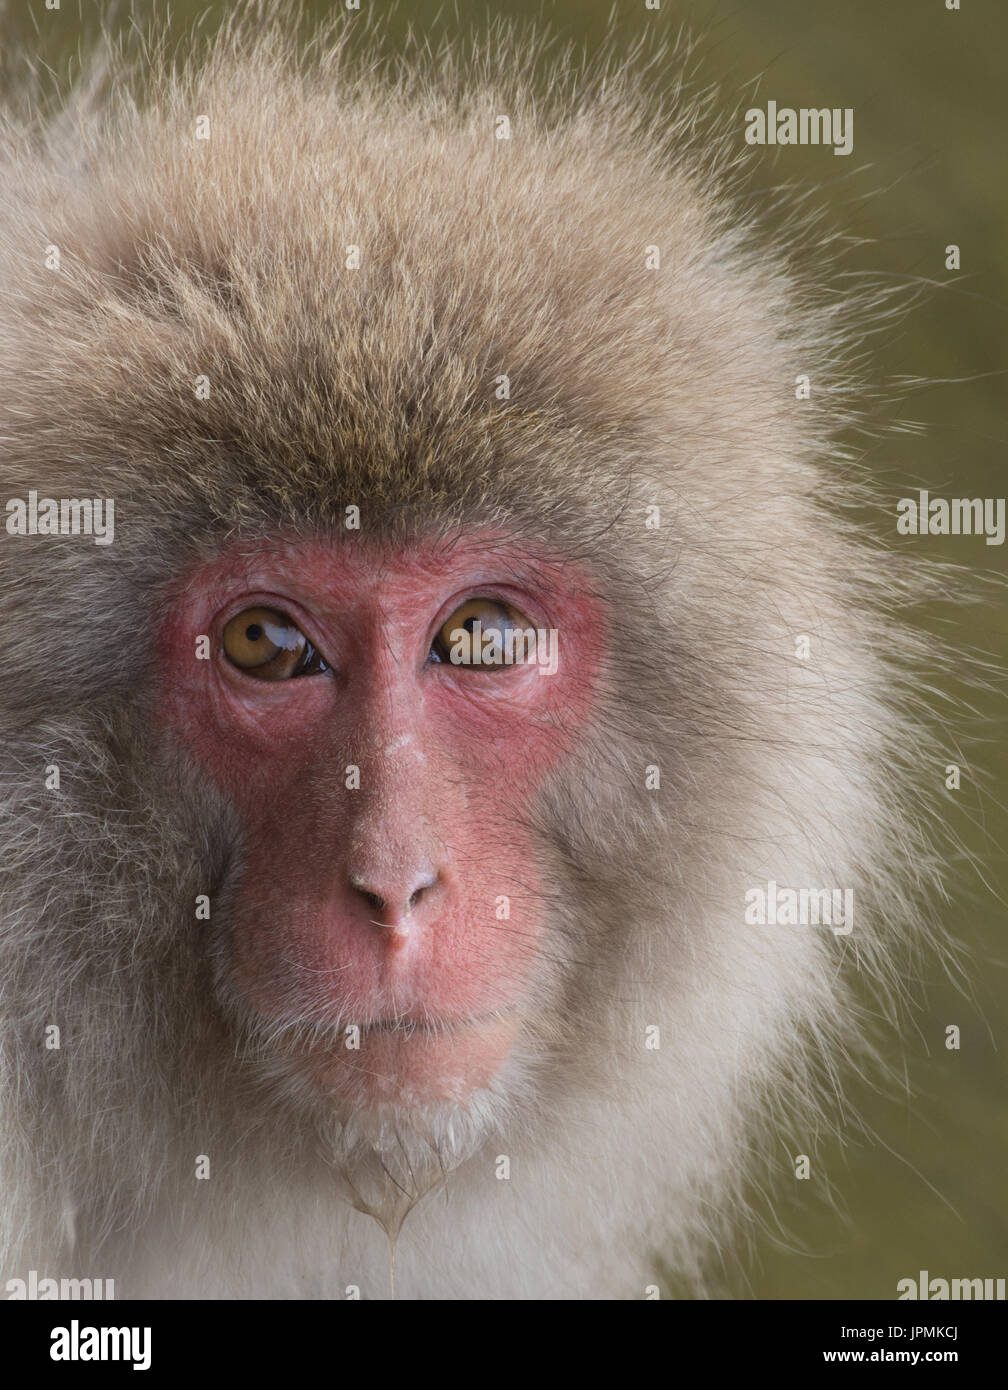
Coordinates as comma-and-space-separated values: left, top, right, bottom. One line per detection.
222, 607, 328, 680
431, 597, 534, 669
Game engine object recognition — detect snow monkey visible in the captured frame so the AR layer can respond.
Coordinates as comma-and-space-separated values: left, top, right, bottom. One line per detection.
0, 14, 951, 1298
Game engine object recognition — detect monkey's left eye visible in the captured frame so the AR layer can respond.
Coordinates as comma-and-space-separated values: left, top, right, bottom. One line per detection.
222, 607, 329, 681
430, 596, 535, 670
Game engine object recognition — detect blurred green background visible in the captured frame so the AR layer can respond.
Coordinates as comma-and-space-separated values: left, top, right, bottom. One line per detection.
6, 0, 1005, 1297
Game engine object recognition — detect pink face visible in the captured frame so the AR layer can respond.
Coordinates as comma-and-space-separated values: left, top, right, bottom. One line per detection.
159, 532, 603, 1107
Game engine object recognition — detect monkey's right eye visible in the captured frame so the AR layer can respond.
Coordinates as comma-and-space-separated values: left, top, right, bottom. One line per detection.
222, 607, 328, 681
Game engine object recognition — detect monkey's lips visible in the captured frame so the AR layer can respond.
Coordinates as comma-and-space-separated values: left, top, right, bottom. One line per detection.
300, 1008, 519, 1106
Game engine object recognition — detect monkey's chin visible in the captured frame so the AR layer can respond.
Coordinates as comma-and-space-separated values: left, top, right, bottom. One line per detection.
310, 1065, 513, 1242
300, 1011, 519, 1109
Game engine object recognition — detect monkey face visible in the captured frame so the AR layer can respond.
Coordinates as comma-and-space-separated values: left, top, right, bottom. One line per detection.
158, 530, 604, 1112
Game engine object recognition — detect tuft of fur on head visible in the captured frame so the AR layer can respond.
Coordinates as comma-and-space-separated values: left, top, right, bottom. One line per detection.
0, 7, 980, 1297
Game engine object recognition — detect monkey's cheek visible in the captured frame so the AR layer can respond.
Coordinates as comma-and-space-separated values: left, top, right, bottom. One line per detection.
303, 1014, 519, 1107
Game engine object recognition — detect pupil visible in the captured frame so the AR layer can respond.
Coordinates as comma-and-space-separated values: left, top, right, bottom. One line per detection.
245, 623, 264, 641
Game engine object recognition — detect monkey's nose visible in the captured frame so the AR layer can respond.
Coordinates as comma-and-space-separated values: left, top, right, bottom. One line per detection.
347, 870, 439, 939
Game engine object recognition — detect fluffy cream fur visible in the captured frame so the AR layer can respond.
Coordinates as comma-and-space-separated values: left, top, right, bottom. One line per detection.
0, 12, 954, 1297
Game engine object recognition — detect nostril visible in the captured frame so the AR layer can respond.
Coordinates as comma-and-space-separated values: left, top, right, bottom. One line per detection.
406, 872, 439, 914
348, 876, 389, 915
348, 871, 438, 922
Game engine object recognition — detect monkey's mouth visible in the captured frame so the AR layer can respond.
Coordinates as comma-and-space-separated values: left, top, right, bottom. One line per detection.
363, 1007, 517, 1038
296, 1007, 521, 1106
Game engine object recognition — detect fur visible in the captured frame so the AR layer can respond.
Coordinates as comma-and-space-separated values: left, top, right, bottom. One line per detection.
0, 11, 960, 1297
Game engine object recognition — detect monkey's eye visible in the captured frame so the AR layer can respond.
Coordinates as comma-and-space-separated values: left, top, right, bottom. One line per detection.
222, 607, 329, 681
430, 597, 535, 670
